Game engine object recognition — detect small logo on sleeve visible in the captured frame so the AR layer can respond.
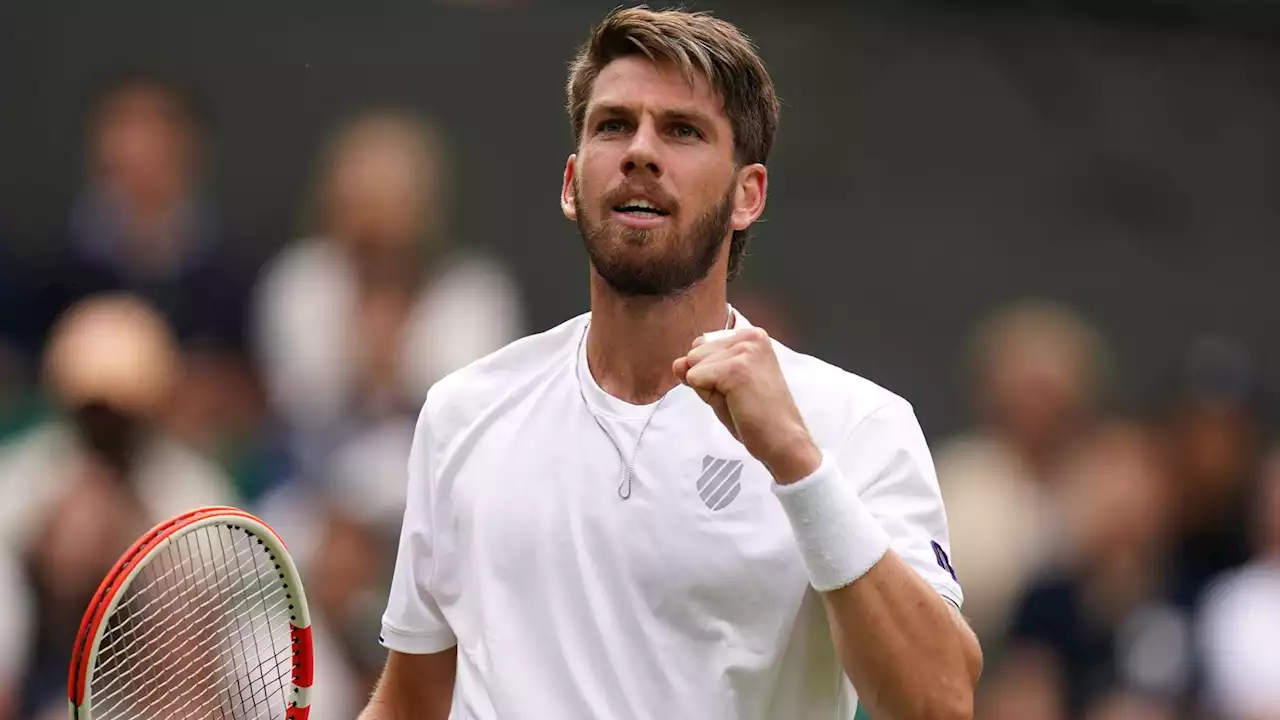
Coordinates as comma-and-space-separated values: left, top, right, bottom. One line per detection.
931, 541, 958, 583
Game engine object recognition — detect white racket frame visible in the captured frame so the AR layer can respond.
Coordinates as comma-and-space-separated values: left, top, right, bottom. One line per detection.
68, 507, 314, 720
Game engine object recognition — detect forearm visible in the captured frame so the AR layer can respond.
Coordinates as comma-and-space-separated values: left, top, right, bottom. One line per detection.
823, 552, 980, 720
358, 648, 456, 720
358, 683, 452, 720
357, 692, 402, 720
358, 699, 449, 720
358, 680, 424, 720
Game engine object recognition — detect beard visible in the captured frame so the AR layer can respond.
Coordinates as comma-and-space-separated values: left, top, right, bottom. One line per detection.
575, 178, 735, 297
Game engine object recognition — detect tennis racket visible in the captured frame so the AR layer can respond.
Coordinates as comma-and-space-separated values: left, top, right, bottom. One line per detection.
67, 506, 314, 720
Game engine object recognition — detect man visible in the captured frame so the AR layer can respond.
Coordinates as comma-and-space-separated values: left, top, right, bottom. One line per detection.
40, 72, 251, 356
361, 7, 981, 720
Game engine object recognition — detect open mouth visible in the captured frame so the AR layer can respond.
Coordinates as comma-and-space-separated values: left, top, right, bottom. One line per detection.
612, 199, 671, 217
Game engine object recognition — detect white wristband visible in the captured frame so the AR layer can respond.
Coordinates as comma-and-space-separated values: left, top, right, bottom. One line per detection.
772, 452, 892, 592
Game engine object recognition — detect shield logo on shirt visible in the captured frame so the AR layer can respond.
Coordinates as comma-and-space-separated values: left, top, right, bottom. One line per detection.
697, 455, 743, 511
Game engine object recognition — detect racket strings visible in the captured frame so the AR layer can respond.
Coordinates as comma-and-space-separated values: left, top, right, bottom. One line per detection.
93, 538, 254, 689
96, 525, 295, 719
87, 522, 296, 719
92, 547, 291, 705
93, 532, 272, 705
92, 530, 270, 719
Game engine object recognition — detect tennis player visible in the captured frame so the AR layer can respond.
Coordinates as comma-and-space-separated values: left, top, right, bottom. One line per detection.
360, 7, 982, 719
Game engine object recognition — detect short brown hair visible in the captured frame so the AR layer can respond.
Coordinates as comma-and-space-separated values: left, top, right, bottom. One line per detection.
566, 6, 780, 280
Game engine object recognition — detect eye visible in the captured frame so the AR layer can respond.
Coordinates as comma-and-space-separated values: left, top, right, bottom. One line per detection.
672, 123, 703, 140
596, 118, 629, 134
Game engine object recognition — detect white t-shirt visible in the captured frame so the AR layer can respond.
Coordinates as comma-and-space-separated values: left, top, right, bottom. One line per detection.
1197, 562, 1280, 717
254, 240, 524, 439
381, 311, 963, 719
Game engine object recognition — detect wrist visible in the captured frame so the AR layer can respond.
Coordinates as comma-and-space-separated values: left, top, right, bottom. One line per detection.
772, 451, 893, 592
762, 432, 823, 485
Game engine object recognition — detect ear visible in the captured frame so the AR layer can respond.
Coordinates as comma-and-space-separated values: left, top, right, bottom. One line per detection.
561, 154, 578, 221
730, 163, 767, 232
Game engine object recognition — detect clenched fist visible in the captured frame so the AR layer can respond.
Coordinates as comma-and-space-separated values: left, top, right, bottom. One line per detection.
673, 327, 823, 485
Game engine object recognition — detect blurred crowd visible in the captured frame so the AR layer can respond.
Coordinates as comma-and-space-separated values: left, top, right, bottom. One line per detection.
0, 73, 525, 720
940, 305, 1278, 720
0, 72, 1275, 720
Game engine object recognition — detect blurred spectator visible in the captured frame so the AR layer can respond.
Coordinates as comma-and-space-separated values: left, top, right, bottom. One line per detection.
1158, 337, 1264, 613
254, 107, 523, 471
0, 294, 235, 717
1195, 447, 1280, 719
30, 71, 269, 497
935, 299, 1109, 646
36, 71, 252, 354
0, 294, 236, 547
984, 422, 1189, 720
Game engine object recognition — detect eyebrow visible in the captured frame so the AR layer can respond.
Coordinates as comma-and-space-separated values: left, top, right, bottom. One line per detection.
587, 103, 717, 131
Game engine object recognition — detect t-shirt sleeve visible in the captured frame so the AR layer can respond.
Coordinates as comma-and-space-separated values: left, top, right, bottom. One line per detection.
379, 401, 458, 654
835, 398, 965, 609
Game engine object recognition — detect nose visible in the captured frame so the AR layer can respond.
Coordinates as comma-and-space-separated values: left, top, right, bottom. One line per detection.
620, 119, 662, 178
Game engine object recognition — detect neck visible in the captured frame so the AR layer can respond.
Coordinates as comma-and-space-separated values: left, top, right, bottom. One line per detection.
586, 270, 731, 405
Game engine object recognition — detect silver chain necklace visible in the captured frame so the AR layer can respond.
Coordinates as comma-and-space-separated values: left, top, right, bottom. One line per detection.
576, 305, 733, 500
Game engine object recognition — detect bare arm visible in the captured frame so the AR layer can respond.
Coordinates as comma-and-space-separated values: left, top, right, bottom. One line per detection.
358, 648, 457, 720
823, 552, 982, 720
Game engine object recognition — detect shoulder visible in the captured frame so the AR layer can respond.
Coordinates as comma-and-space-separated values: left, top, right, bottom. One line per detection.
0, 426, 77, 550
417, 314, 588, 442
254, 239, 350, 323
0, 421, 69, 465
0, 424, 73, 514
770, 336, 917, 442
425, 249, 519, 300
137, 437, 238, 508
258, 239, 346, 292
1199, 564, 1276, 621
